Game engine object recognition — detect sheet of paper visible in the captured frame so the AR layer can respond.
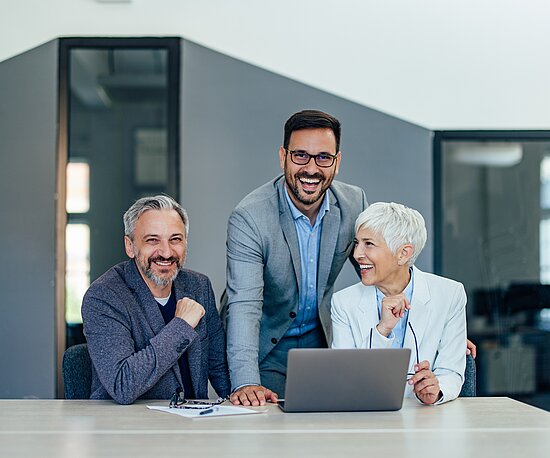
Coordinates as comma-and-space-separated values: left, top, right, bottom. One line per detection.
147, 405, 266, 419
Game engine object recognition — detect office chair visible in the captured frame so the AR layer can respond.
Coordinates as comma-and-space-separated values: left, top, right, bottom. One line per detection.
459, 353, 476, 397
62, 343, 92, 399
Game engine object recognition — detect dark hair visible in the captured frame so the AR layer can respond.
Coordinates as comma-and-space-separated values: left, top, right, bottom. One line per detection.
283, 110, 341, 152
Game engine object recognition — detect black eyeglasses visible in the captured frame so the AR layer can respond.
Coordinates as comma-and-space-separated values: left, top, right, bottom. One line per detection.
169, 387, 227, 410
406, 322, 420, 380
368, 321, 420, 381
285, 149, 338, 168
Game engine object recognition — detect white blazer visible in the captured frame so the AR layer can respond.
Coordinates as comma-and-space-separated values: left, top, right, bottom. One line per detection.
331, 266, 466, 404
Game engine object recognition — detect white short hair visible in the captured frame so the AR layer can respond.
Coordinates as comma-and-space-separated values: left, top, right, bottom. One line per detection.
354, 202, 427, 266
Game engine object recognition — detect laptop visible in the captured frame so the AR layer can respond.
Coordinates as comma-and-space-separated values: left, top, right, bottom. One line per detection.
278, 348, 411, 412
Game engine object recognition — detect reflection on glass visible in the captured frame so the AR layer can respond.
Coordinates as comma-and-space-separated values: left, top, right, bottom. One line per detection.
541, 157, 550, 283
449, 142, 523, 167
65, 224, 90, 324
540, 219, 550, 284
541, 156, 550, 209
539, 309, 550, 331
441, 139, 550, 409
66, 161, 90, 213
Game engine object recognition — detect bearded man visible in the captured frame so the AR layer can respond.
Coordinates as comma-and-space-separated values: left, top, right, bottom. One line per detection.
223, 110, 367, 405
82, 195, 230, 404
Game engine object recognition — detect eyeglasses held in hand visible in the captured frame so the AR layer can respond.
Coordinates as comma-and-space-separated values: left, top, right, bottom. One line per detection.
373, 291, 420, 383
406, 322, 420, 380
169, 387, 227, 409
285, 149, 338, 168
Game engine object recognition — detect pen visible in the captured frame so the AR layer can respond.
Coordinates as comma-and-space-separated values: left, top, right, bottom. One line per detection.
199, 406, 219, 416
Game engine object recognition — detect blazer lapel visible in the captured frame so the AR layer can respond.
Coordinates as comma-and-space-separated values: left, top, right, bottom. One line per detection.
317, 190, 340, 302
358, 285, 378, 346
126, 260, 185, 389
277, 179, 302, 289
125, 260, 166, 335
404, 266, 431, 371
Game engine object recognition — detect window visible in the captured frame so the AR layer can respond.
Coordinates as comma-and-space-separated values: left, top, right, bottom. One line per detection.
65, 223, 90, 324
65, 161, 90, 324
66, 162, 90, 213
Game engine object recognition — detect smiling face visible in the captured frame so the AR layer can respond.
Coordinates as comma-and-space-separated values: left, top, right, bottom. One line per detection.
353, 227, 412, 296
279, 128, 341, 216
124, 209, 187, 297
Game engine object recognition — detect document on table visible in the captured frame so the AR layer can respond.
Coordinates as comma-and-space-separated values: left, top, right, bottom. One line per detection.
147, 405, 266, 419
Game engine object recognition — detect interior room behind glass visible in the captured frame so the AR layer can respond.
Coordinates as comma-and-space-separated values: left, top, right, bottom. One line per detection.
65, 45, 176, 344
441, 139, 550, 409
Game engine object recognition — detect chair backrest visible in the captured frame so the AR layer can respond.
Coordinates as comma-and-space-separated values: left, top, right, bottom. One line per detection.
62, 343, 92, 399
459, 353, 476, 397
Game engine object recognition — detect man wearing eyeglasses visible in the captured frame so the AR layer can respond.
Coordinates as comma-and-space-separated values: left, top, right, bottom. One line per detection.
82, 195, 230, 404
224, 110, 367, 406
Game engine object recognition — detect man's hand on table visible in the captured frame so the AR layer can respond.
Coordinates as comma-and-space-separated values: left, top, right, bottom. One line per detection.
230, 385, 278, 406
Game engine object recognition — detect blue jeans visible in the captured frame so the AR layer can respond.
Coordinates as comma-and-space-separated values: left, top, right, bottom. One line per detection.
259, 325, 327, 397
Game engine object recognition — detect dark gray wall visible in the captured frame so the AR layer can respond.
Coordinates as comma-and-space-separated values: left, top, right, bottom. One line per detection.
0, 41, 59, 398
180, 40, 433, 299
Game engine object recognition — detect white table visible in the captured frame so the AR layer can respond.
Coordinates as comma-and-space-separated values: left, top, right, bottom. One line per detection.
1, 397, 549, 457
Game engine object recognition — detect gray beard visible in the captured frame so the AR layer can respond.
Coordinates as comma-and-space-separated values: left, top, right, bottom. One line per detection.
144, 267, 179, 287
139, 258, 183, 288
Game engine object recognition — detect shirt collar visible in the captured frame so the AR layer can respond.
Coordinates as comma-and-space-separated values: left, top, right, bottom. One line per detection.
283, 185, 330, 224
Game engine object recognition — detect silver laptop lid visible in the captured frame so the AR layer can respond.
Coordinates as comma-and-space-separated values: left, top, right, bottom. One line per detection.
281, 348, 411, 412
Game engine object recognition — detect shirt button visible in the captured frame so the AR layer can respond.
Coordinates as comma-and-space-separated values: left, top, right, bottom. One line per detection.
271, 338, 278, 344
289, 311, 297, 318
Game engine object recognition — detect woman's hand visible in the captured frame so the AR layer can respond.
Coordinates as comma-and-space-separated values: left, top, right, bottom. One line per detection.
408, 360, 442, 405
376, 293, 411, 337
466, 339, 477, 358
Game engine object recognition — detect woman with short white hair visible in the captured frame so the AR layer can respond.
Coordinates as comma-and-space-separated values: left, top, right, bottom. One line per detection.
331, 202, 466, 405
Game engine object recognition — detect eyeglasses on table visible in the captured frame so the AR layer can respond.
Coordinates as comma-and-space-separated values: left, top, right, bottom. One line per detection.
169, 388, 227, 410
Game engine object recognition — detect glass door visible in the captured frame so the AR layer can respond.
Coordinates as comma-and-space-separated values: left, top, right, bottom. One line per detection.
57, 38, 180, 393
435, 132, 550, 411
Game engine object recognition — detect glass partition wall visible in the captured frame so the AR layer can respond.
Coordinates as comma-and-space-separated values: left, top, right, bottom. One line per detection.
435, 132, 550, 410
56, 38, 180, 393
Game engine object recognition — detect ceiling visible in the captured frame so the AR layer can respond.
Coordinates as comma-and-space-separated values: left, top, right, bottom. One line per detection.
2, 0, 550, 130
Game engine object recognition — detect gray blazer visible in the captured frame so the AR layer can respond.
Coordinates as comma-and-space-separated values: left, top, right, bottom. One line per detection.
82, 260, 230, 404
224, 175, 367, 388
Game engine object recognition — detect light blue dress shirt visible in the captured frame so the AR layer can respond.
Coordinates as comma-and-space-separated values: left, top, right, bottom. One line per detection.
283, 187, 330, 337
375, 268, 414, 347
